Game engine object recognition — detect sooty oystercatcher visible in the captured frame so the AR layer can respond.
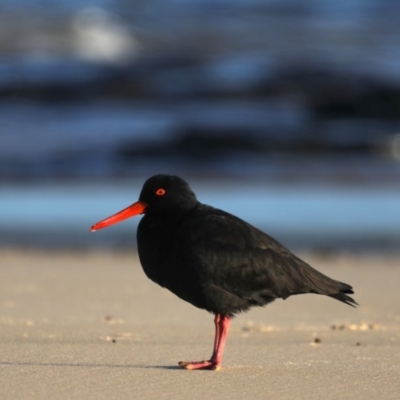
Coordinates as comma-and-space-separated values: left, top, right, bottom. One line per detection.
91, 174, 357, 370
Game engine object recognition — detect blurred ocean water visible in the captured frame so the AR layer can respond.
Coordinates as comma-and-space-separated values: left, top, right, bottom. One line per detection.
1, 0, 400, 183
0, 0, 399, 251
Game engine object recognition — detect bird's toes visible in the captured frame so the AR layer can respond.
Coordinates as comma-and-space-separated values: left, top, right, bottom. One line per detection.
178, 361, 189, 368
178, 360, 219, 370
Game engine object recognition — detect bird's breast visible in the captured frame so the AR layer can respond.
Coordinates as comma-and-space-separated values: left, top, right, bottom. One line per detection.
137, 216, 180, 286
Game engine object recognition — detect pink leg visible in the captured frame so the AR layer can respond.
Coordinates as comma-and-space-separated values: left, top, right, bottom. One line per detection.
178, 313, 231, 370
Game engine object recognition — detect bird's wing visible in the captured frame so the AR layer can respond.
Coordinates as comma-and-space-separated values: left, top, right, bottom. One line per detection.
179, 207, 349, 305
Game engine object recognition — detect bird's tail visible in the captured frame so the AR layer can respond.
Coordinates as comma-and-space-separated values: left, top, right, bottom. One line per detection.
297, 262, 359, 307
328, 282, 358, 307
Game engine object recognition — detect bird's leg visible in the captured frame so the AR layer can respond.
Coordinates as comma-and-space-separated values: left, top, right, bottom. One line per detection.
178, 313, 231, 370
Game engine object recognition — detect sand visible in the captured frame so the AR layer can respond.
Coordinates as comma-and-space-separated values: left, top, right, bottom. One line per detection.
1, 249, 399, 400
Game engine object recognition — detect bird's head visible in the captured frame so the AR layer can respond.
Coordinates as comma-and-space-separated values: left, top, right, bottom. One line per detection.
90, 175, 197, 231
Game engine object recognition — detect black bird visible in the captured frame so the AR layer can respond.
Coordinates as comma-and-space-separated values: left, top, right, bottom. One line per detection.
91, 175, 357, 370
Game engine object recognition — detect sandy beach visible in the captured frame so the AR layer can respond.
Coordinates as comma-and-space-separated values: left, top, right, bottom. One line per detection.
1, 249, 399, 399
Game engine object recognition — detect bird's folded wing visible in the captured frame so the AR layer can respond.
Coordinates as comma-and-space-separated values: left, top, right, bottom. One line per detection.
180, 211, 346, 304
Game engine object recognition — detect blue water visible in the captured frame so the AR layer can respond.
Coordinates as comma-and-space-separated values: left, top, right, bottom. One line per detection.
1, 181, 399, 250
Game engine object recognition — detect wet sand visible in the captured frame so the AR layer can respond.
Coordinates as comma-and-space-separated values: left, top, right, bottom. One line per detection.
1, 250, 399, 399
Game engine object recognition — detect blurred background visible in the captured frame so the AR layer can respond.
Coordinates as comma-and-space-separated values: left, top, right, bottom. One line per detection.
1, 0, 400, 251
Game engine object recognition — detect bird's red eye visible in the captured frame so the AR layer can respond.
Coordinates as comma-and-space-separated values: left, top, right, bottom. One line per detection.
155, 188, 166, 196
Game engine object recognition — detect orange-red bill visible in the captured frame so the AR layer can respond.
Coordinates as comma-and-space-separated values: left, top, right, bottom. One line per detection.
90, 201, 148, 232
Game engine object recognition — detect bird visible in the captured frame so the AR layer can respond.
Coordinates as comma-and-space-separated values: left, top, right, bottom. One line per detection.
91, 174, 357, 370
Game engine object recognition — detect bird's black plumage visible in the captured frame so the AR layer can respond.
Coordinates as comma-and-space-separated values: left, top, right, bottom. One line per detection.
91, 174, 357, 370
136, 175, 357, 316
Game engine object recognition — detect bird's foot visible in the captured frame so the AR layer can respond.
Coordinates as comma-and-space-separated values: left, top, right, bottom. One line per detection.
178, 360, 221, 371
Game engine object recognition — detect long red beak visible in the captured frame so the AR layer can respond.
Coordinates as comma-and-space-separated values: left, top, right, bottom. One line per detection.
90, 201, 148, 232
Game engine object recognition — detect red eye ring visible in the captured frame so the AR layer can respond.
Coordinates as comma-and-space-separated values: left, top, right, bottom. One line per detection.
155, 188, 166, 196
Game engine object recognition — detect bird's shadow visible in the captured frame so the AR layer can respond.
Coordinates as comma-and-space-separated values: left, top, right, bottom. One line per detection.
0, 360, 182, 370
